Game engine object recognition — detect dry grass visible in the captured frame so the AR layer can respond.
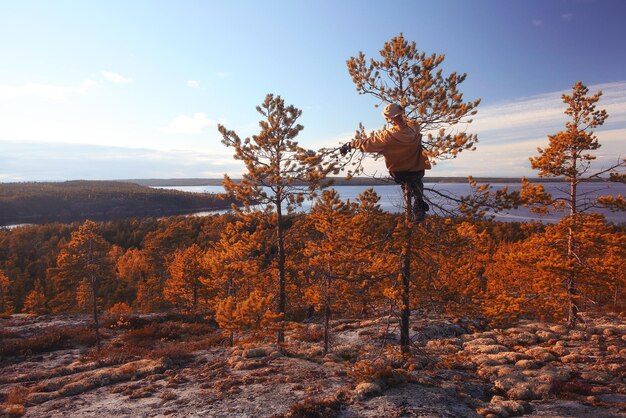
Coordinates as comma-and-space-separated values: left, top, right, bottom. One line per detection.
0, 404, 26, 417
351, 358, 411, 388
4, 386, 30, 405
121, 321, 216, 347
0, 326, 97, 357
272, 393, 347, 418
291, 325, 324, 342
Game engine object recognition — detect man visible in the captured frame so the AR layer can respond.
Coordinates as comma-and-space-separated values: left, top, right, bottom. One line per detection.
341, 103, 429, 221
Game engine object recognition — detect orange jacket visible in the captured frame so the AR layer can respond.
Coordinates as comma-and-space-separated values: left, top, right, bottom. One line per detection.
352, 124, 427, 172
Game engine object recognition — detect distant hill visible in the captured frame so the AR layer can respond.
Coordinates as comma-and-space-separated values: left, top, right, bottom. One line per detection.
0, 180, 235, 226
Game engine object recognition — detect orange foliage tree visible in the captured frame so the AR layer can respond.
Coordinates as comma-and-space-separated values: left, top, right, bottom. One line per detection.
137, 218, 200, 311
203, 213, 272, 302
303, 189, 354, 354
520, 81, 626, 326
114, 248, 152, 310
165, 244, 211, 313
484, 215, 625, 324
215, 289, 283, 345
346, 33, 481, 352
22, 280, 47, 314
0, 269, 13, 314
218, 94, 332, 343
50, 220, 113, 349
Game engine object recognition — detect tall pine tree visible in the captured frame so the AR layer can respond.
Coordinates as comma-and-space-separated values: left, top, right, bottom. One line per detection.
218, 94, 331, 343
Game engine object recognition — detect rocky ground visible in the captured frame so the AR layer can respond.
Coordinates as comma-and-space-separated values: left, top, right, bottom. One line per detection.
0, 312, 624, 417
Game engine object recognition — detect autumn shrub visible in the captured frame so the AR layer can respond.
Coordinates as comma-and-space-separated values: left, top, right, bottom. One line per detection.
148, 342, 195, 365
82, 344, 146, 364
291, 324, 324, 342
0, 404, 26, 417
3, 385, 30, 405
275, 396, 344, 418
0, 325, 97, 356
550, 379, 593, 396
121, 321, 216, 347
107, 302, 133, 315
351, 358, 410, 387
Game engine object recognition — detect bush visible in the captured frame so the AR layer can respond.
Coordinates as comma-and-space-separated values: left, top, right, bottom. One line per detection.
273, 394, 346, 418
291, 325, 324, 342
121, 321, 216, 347
351, 358, 410, 387
4, 385, 30, 405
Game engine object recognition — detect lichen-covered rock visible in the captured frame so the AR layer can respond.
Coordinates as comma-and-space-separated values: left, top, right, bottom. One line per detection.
580, 370, 613, 384
464, 337, 498, 346
354, 380, 384, 400
560, 353, 584, 363
508, 331, 538, 345
515, 359, 541, 369
464, 344, 510, 355
549, 325, 568, 334
525, 347, 556, 362
535, 330, 557, 342
478, 395, 527, 417
551, 345, 569, 357
243, 348, 266, 358
568, 330, 588, 341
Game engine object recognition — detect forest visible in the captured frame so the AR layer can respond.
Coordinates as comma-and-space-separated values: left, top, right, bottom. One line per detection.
0, 180, 235, 226
0, 204, 623, 325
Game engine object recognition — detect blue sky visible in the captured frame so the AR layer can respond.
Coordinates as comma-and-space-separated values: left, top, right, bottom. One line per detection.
1, 0, 625, 181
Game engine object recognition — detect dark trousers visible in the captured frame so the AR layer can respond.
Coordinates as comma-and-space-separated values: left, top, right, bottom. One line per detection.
390, 170, 429, 212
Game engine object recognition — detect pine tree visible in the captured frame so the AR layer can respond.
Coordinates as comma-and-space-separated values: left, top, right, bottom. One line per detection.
218, 94, 331, 343
347, 33, 481, 352
0, 269, 14, 314
165, 244, 210, 312
204, 212, 271, 303
303, 189, 354, 354
215, 290, 283, 345
484, 215, 626, 324
115, 248, 151, 308
22, 280, 47, 314
52, 220, 113, 350
522, 81, 626, 327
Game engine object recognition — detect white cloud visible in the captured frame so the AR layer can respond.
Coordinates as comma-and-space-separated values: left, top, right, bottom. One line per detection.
561, 13, 573, 21
216, 71, 229, 78
470, 81, 626, 140
162, 112, 214, 134
0, 141, 242, 181
187, 80, 200, 88
101, 71, 133, 84
532, 19, 543, 26
0, 79, 98, 100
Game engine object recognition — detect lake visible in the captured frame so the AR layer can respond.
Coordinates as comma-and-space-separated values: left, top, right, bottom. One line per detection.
154, 182, 626, 224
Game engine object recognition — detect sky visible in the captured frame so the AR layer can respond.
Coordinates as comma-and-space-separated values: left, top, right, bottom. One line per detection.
1, 0, 625, 181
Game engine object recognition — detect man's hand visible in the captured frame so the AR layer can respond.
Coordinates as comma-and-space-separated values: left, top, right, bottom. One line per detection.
339, 143, 351, 156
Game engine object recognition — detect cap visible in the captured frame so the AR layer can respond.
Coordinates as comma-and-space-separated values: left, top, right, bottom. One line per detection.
382, 103, 403, 119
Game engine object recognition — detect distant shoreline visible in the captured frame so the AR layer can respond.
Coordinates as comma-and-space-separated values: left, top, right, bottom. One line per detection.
121, 176, 589, 188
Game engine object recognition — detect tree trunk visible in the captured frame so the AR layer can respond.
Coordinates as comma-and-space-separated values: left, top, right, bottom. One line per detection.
566, 223, 578, 328
400, 186, 412, 353
567, 172, 578, 328
91, 275, 101, 352
276, 201, 286, 343
323, 270, 331, 355
87, 237, 101, 352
